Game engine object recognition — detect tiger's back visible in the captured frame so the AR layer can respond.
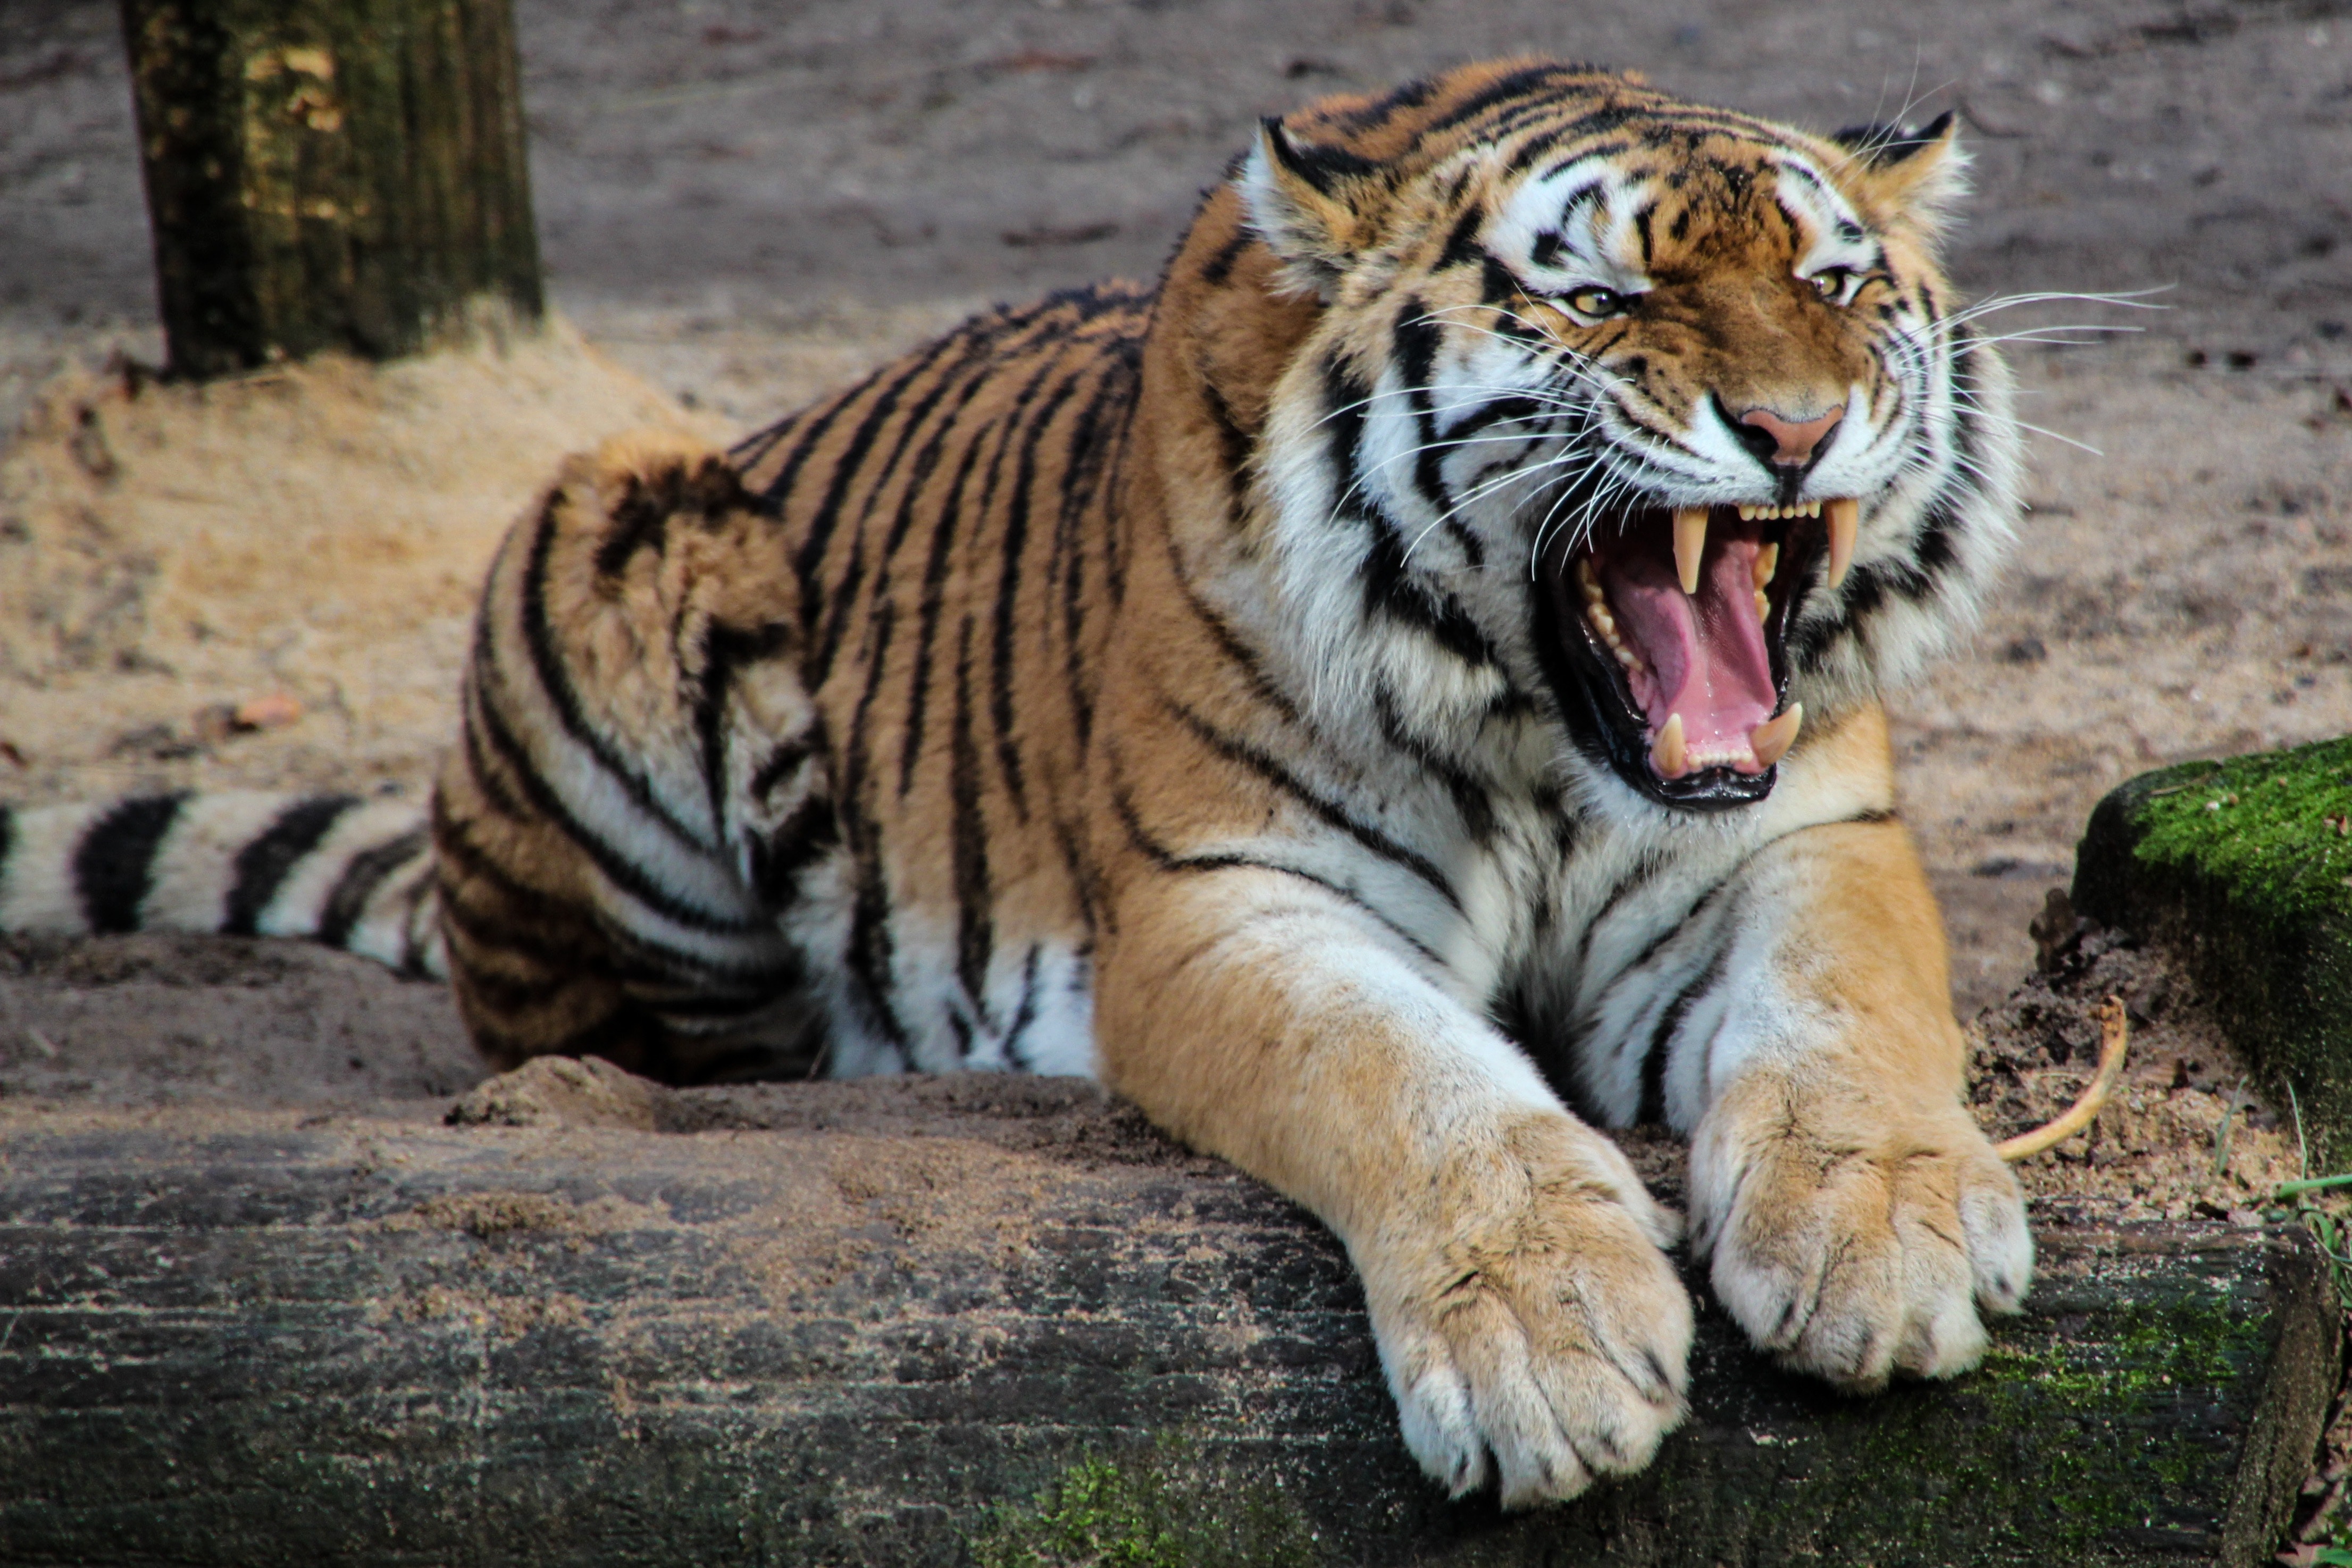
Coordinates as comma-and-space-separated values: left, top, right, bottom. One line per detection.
437, 283, 1155, 1082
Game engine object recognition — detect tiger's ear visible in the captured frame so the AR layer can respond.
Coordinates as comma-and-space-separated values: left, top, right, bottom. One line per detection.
1830, 111, 1968, 237
1236, 119, 1386, 298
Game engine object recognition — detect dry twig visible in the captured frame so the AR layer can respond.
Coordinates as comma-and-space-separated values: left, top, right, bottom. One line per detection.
1997, 995, 2131, 1162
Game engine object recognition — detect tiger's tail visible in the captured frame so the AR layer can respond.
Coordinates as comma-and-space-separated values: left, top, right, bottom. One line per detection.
0, 790, 446, 979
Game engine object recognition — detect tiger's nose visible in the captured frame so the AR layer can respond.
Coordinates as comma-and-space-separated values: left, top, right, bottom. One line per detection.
1735, 406, 1845, 468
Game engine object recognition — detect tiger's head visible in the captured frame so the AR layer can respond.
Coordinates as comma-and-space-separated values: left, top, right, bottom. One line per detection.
1158, 61, 2019, 816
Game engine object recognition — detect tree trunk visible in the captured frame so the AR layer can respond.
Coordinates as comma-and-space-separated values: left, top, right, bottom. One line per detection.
0, 1070, 2336, 1567
119, 0, 542, 379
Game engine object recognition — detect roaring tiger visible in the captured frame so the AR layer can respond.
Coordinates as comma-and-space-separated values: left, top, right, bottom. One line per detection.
1, 61, 2032, 1504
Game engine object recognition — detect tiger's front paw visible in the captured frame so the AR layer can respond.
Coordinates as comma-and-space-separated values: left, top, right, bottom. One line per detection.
1363, 1117, 1693, 1508
1690, 1081, 2032, 1391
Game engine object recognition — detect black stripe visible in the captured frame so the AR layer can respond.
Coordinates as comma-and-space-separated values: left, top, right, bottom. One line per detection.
1359, 520, 1501, 668
1372, 682, 1495, 845
1002, 944, 1043, 1069
746, 393, 855, 516
599, 915, 797, 991
898, 413, 996, 795
431, 807, 638, 975
745, 792, 839, 909
1446, 395, 1548, 443
0, 805, 13, 886
1108, 779, 1442, 965
1638, 930, 1737, 1126
316, 828, 428, 950
517, 493, 710, 852
1576, 851, 1668, 968
1197, 378, 1252, 501
458, 668, 531, 824
848, 309, 1048, 647
989, 363, 1091, 817
1161, 696, 1461, 912
748, 738, 814, 804
1056, 350, 1142, 747
1332, 73, 1438, 132
223, 795, 360, 936
436, 812, 774, 992
836, 596, 911, 1051
1436, 207, 1486, 272
949, 617, 995, 1025
1392, 305, 1453, 519
692, 619, 794, 829
1479, 255, 1523, 314
1198, 227, 1255, 286
919, 349, 1065, 796
1263, 117, 1379, 193
1161, 526, 1300, 724
472, 659, 765, 934
790, 324, 982, 611
73, 793, 189, 934
1420, 63, 1587, 139
808, 330, 1012, 687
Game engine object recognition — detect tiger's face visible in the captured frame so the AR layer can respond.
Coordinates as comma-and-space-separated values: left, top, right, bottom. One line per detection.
1231, 64, 2016, 814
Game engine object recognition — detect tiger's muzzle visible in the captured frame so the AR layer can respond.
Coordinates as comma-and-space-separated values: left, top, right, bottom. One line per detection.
1537, 498, 1855, 810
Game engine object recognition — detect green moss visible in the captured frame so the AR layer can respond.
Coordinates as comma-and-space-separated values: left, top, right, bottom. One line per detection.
970, 1439, 1318, 1568
1693, 1286, 2275, 1563
2123, 736, 2352, 930
2074, 734, 2352, 1165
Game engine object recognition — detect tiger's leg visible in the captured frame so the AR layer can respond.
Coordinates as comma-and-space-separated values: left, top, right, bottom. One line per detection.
1680, 815, 2033, 1390
435, 432, 832, 1082
1094, 872, 1692, 1507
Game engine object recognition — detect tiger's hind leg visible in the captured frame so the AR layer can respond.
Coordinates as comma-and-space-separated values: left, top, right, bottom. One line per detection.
435, 432, 838, 1084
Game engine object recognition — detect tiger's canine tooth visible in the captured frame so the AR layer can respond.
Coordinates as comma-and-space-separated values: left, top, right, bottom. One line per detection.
1652, 711, 1687, 777
1672, 506, 1708, 595
1749, 703, 1803, 768
1824, 497, 1859, 590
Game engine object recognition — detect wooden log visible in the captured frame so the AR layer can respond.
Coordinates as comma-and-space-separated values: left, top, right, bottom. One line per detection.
0, 1070, 2336, 1567
119, 0, 541, 379
2072, 735, 2352, 1167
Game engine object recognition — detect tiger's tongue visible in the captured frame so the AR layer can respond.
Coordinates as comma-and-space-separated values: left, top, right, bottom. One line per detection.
1600, 536, 1777, 773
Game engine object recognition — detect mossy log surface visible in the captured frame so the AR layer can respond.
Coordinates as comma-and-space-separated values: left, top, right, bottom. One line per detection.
2074, 734, 2352, 1167
0, 1075, 2335, 1567
120, 0, 541, 377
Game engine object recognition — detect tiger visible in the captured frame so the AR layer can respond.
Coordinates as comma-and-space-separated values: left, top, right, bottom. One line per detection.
0, 60, 2033, 1505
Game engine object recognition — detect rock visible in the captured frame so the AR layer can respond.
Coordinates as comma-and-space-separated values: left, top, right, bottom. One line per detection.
2073, 735, 2352, 1165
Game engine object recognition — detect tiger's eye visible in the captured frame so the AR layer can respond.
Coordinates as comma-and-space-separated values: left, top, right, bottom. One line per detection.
1812, 269, 1853, 301
1567, 287, 1626, 319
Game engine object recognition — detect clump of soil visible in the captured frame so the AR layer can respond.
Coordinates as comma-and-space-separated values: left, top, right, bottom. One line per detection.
1970, 915, 2307, 1216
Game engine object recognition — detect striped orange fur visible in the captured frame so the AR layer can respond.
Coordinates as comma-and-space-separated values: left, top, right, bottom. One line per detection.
3, 61, 2035, 1504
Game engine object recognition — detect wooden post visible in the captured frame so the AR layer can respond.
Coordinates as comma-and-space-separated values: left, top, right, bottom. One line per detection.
119, 0, 542, 379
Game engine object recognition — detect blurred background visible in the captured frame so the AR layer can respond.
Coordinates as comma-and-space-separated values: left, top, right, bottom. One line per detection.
4, 0, 2351, 1012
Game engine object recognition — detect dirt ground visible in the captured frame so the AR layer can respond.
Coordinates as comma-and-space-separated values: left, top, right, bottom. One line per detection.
3, 3, 2352, 1535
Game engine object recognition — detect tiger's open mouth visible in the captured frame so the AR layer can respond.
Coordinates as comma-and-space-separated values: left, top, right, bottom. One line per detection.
1539, 498, 1858, 810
